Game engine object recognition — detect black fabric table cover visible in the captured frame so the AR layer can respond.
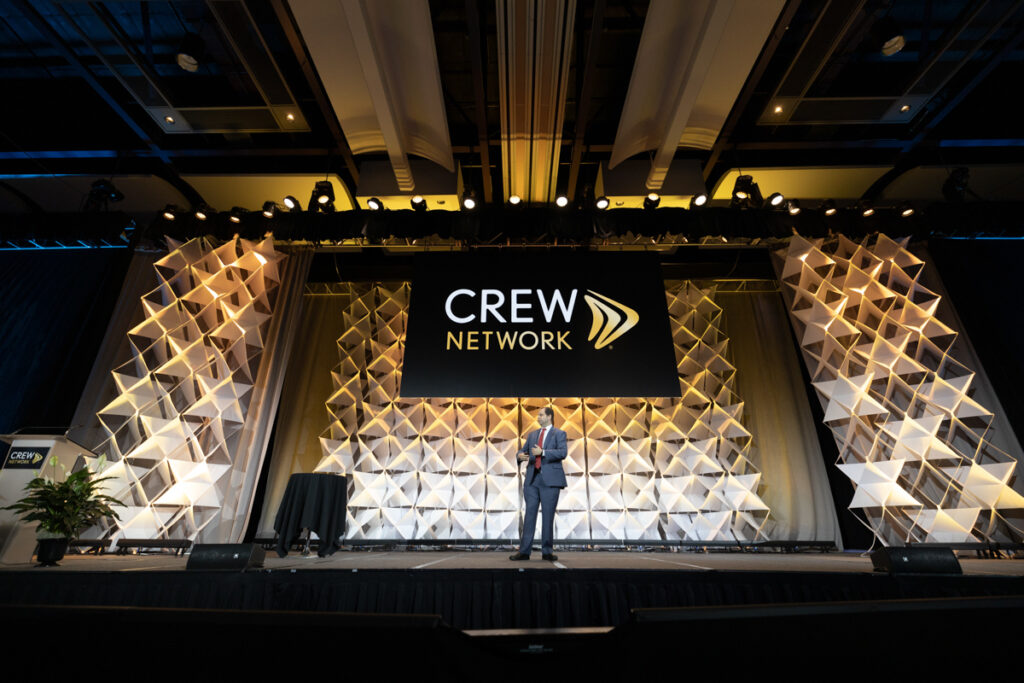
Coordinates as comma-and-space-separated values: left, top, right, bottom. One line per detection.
273, 473, 347, 557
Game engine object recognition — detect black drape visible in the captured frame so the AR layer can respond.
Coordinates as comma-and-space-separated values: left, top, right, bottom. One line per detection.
0, 248, 131, 434
928, 238, 1024, 445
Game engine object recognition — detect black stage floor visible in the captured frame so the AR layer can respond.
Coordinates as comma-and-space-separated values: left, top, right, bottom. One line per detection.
2, 550, 1023, 676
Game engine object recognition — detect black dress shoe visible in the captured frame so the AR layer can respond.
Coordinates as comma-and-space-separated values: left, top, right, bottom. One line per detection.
509, 552, 530, 561
542, 553, 558, 561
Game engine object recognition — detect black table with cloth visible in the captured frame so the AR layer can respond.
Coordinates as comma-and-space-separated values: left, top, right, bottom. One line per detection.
273, 473, 347, 557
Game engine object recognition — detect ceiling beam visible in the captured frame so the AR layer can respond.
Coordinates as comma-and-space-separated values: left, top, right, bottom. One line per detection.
15, 1, 205, 209
863, 1, 1024, 200
496, 0, 576, 203
646, 0, 733, 190
702, 0, 803, 190
466, 0, 493, 203
270, 0, 360, 187
566, 0, 606, 200
17, 1, 169, 165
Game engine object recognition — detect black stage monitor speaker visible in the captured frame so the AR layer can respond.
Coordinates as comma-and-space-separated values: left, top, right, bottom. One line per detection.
870, 546, 962, 575
186, 543, 265, 571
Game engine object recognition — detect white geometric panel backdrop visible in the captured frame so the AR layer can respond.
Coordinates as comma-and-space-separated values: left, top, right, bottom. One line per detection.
777, 233, 1024, 546
315, 280, 770, 542
83, 236, 285, 544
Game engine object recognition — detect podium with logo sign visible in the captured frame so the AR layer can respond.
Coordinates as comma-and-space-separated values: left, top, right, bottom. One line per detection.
0, 435, 99, 564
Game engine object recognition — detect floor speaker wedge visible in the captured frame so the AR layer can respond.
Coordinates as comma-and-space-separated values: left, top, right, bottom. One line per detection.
186, 543, 266, 571
870, 547, 962, 575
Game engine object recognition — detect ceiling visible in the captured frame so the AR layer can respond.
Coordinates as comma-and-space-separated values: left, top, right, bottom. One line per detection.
1, 0, 1022, 221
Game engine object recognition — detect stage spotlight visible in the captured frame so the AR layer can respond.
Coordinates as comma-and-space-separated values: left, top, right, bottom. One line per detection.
767, 192, 785, 207
595, 196, 610, 210
555, 195, 569, 208
366, 197, 383, 211
732, 175, 754, 200
732, 175, 763, 207
282, 195, 301, 212
90, 178, 123, 203
462, 190, 477, 210
942, 167, 970, 202
821, 199, 837, 216
229, 207, 246, 224
689, 193, 708, 209
262, 201, 277, 218
509, 194, 522, 206
194, 204, 212, 221
787, 199, 801, 215
314, 180, 334, 205
176, 33, 205, 72
411, 195, 426, 212
319, 201, 336, 213
643, 193, 660, 210
900, 202, 914, 217
860, 200, 875, 217
162, 204, 177, 220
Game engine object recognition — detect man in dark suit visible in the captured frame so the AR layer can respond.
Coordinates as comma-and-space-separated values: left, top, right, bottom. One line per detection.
509, 406, 567, 561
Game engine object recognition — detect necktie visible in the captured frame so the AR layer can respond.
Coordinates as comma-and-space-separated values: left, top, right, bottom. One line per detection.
535, 428, 546, 470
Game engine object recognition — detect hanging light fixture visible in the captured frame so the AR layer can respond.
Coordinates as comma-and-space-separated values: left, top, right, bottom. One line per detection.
314, 180, 334, 206
176, 33, 206, 73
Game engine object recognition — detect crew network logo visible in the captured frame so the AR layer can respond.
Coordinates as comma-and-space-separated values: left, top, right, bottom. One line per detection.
584, 290, 639, 349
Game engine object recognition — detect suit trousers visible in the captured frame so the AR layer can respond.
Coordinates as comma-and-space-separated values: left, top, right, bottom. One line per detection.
519, 469, 560, 556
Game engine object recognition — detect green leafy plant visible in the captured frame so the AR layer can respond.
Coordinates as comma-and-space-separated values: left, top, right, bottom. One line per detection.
2, 456, 123, 538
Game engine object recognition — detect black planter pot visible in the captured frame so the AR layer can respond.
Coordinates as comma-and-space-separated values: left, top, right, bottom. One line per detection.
35, 538, 69, 566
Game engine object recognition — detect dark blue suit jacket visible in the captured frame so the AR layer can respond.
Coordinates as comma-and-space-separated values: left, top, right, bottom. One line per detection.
521, 426, 568, 488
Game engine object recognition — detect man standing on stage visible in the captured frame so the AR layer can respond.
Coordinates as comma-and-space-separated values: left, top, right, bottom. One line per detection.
509, 406, 568, 561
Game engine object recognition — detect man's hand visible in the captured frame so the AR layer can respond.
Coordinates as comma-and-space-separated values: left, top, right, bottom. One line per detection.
517, 451, 529, 462
531, 445, 543, 456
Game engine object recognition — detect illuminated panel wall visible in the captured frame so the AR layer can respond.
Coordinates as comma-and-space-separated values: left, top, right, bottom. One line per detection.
84, 236, 284, 543
316, 280, 769, 542
779, 233, 1024, 545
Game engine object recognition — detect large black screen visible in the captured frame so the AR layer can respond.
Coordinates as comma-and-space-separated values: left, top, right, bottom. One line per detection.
401, 252, 679, 397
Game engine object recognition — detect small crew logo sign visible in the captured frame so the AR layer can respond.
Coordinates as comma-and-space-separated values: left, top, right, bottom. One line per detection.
3, 446, 50, 469
402, 252, 678, 397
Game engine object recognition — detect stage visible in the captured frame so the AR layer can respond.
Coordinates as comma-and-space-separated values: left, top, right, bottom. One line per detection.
2, 548, 1023, 675
3, 547, 1024, 577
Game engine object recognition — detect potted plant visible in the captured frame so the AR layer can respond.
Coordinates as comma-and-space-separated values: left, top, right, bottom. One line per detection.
3, 455, 123, 566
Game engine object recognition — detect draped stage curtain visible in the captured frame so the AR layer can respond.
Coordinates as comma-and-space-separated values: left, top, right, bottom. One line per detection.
717, 288, 843, 544
256, 290, 350, 537
218, 246, 312, 542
